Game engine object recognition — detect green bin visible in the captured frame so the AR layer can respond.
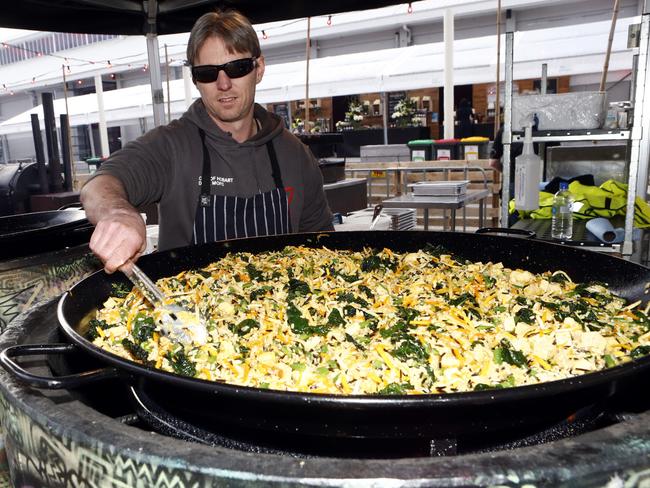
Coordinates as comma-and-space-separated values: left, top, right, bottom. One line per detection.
407, 139, 435, 162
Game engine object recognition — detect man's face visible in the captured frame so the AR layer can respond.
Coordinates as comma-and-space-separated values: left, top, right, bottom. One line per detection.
194, 36, 265, 129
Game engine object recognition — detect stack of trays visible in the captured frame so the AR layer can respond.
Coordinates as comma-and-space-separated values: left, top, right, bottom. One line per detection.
383, 208, 416, 230
409, 180, 469, 196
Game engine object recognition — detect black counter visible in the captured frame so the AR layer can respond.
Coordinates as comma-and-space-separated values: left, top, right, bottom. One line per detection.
340, 127, 430, 157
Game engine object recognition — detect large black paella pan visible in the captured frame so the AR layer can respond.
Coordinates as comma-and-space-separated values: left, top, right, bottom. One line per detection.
2, 230, 650, 440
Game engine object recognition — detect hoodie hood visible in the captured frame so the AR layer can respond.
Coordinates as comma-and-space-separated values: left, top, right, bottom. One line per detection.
182, 99, 283, 147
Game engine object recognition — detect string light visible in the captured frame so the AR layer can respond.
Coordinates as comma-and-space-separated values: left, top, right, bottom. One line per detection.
327, 15, 332, 26
262, 30, 268, 40
31, 77, 35, 83
107, 60, 112, 68
77, 79, 82, 85
407, 2, 413, 13
142, 64, 148, 71
66, 65, 71, 74
110, 73, 115, 79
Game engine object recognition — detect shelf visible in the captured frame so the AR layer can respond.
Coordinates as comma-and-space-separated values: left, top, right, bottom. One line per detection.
511, 129, 631, 143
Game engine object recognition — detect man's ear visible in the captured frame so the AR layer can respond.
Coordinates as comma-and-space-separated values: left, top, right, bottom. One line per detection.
255, 55, 265, 84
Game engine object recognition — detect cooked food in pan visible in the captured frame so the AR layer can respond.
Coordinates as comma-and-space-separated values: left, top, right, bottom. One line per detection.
88, 245, 650, 395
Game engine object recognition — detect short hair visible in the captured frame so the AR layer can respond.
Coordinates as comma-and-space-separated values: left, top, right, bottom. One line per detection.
187, 9, 261, 66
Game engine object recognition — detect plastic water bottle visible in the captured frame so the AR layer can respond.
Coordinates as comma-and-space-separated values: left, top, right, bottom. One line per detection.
551, 182, 574, 240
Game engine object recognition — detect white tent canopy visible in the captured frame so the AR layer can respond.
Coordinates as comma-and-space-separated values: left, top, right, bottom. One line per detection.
0, 16, 636, 136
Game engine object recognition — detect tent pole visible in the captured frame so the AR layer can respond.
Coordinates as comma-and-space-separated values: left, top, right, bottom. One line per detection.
495, 0, 501, 137
600, 0, 621, 92
94, 73, 110, 158
146, 0, 165, 127
443, 9, 455, 139
165, 44, 171, 124
304, 17, 311, 133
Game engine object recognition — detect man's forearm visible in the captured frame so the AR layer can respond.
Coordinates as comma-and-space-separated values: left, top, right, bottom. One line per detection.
80, 174, 139, 223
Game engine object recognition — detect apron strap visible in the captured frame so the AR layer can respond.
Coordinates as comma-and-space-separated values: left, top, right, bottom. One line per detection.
265, 139, 284, 189
199, 128, 211, 207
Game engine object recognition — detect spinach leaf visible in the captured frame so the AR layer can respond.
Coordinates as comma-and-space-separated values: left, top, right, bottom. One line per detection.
361, 253, 397, 272
391, 337, 428, 363
327, 308, 345, 327
515, 307, 535, 325
111, 282, 130, 298
229, 318, 260, 336
122, 338, 153, 365
287, 278, 311, 300
631, 345, 650, 359
246, 263, 265, 281
132, 314, 155, 343
493, 339, 528, 367
86, 319, 116, 341
345, 333, 366, 351
378, 382, 413, 395
287, 303, 330, 336
166, 349, 196, 377
337, 292, 369, 308
250, 285, 274, 301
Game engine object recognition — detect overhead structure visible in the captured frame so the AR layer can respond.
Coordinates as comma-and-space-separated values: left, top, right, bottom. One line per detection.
0, 0, 413, 35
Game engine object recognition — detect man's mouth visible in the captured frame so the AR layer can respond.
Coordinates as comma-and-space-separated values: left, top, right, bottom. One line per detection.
219, 96, 237, 103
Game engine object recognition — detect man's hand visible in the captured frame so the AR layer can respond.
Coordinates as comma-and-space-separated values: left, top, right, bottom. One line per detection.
90, 209, 146, 273
81, 174, 147, 274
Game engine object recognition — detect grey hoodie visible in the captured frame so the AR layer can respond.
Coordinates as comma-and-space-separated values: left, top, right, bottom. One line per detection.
93, 100, 333, 250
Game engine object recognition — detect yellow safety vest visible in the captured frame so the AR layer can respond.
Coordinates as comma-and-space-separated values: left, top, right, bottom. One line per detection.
509, 179, 650, 228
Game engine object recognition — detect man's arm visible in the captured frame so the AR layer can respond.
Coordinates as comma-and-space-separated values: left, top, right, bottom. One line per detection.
81, 174, 146, 273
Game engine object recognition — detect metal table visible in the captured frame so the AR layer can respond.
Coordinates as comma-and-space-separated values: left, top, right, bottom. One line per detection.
382, 189, 490, 231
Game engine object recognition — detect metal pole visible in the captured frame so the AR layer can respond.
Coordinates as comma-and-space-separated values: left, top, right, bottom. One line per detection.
30, 114, 49, 193
443, 9, 455, 139
61, 65, 76, 188
146, 0, 165, 127
495, 0, 501, 138
94, 73, 110, 158
304, 17, 311, 133
165, 44, 171, 124
541, 63, 548, 95
382, 92, 388, 145
500, 31, 514, 227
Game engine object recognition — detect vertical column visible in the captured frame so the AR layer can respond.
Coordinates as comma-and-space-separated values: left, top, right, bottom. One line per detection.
500, 31, 514, 226
183, 65, 193, 108
443, 9, 455, 139
94, 73, 110, 158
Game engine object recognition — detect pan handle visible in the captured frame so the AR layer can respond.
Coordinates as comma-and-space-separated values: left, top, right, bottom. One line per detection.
0, 343, 120, 389
475, 227, 536, 239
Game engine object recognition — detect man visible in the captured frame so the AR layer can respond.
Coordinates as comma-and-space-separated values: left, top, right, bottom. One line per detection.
81, 9, 334, 273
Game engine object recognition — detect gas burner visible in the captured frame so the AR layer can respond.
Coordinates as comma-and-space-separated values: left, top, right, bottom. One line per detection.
129, 382, 616, 458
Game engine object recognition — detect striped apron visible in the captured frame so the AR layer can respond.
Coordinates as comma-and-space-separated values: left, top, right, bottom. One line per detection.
192, 128, 292, 244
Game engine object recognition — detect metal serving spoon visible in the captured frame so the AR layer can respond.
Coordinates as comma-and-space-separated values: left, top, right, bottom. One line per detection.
121, 263, 207, 344
369, 204, 384, 230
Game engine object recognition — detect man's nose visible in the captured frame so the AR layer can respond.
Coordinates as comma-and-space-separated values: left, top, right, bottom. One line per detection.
216, 70, 232, 90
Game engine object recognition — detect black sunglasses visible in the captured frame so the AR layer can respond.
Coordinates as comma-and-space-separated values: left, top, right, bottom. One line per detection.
191, 57, 257, 83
